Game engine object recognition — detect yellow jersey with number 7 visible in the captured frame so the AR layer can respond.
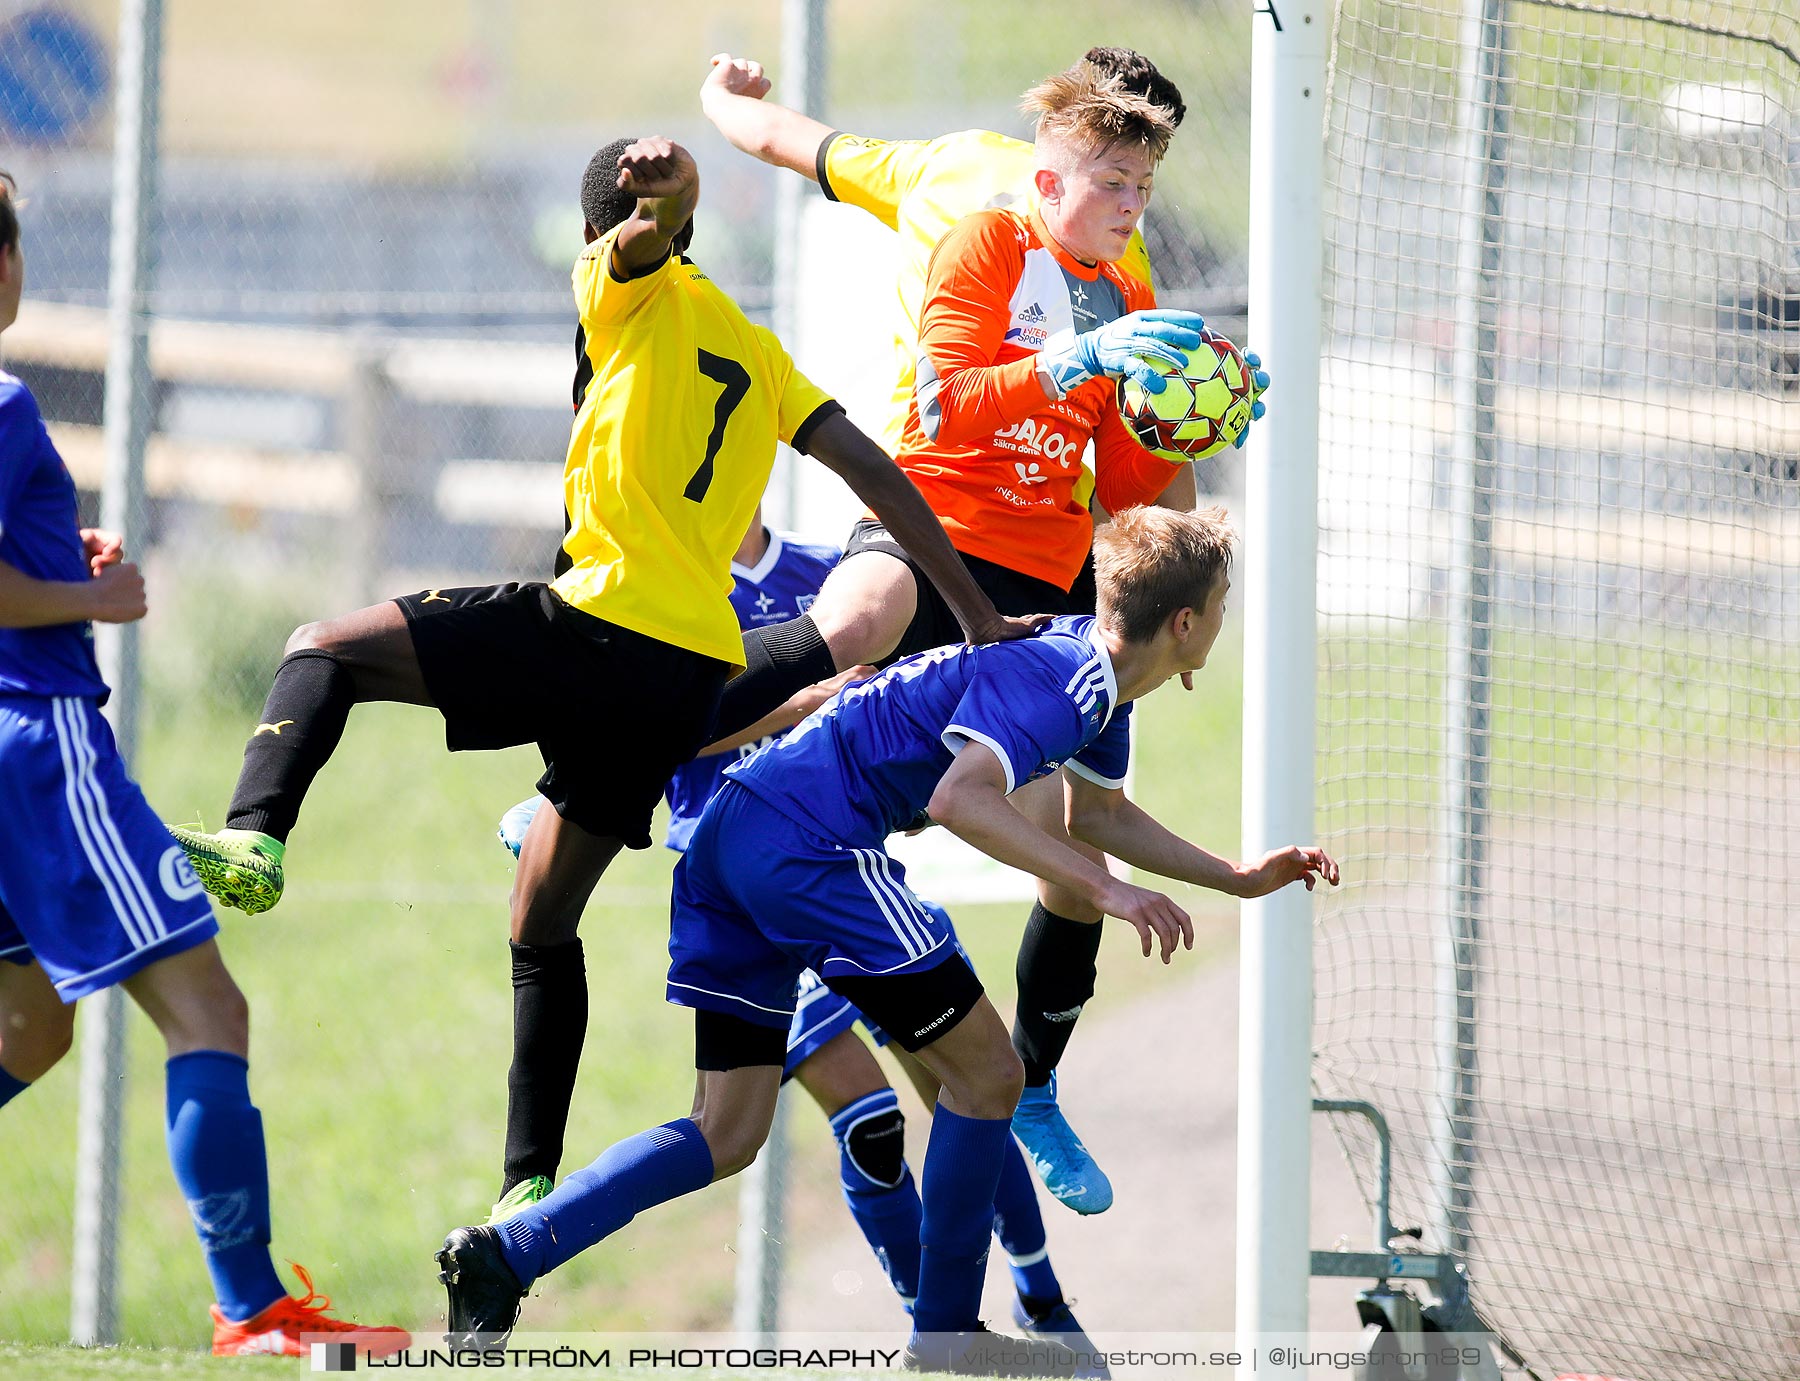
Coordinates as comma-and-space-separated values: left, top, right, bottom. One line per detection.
551, 224, 842, 669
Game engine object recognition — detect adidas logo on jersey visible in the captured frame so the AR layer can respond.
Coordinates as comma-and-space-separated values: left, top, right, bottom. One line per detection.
1004, 302, 1051, 349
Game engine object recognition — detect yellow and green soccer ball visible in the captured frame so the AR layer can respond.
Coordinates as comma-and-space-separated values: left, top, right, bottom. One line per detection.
1116, 328, 1256, 462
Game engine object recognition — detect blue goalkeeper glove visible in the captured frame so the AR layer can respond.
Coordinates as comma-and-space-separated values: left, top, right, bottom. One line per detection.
1233, 351, 1271, 450
1037, 308, 1206, 398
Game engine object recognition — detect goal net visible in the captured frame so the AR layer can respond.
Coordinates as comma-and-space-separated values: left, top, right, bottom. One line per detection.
1312, 2, 1800, 1377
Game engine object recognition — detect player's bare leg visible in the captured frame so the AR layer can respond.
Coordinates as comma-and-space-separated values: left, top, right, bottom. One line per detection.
687, 1064, 783, 1178
284, 601, 432, 701
171, 599, 431, 915
889, 1043, 944, 1108
807, 548, 919, 668
907, 994, 1021, 1120
495, 801, 624, 1209
509, 801, 623, 947
792, 1027, 892, 1115
0, 959, 75, 1094
122, 939, 251, 1057
1007, 769, 1114, 1213
712, 549, 918, 740
898, 993, 1021, 1344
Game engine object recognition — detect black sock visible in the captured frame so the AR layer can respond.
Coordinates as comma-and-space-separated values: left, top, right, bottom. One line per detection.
502, 938, 588, 1194
225, 649, 358, 842
712, 615, 838, 741
1012, 903, 1104, 1087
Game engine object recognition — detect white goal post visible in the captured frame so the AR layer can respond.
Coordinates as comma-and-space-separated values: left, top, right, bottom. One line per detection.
1237, 0, 1327, 1371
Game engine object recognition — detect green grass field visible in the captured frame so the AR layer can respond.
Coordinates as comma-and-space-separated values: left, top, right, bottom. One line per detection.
0, 1346, 296, 1380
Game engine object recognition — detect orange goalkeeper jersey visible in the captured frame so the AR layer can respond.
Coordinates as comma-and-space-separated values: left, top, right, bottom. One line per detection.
818, 128, 1154, 457
900, 205, 1175, 590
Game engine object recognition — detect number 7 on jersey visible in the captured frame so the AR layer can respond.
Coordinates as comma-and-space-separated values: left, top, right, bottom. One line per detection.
686, 349, 751, 502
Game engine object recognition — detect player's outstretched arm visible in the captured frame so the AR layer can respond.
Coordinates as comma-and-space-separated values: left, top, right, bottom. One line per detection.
804, 411, 1045, 647
611, 138, 701, 277
697, 662, 878, 756
0, 555, 146, 628
928, 742, 1195, 963
1065, 773, 1340, 897
700, 54, 831, 180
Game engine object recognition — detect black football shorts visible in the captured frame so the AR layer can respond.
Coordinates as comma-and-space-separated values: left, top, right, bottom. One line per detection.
397, 582, 728, 848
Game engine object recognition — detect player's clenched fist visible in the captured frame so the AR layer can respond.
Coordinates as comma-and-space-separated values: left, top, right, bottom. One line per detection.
85, 560, 147, 624
1097, 878, 1195, 964
705, 53, 771, 101
615, 138, 697, 200
1236, 845, 1340, 897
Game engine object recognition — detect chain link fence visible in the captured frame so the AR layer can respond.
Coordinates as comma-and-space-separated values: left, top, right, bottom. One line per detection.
1313, 2, 1800, 1378
1, 0, 1256, 1353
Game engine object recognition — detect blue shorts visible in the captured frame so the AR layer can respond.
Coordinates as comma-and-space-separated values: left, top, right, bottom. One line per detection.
0, 695, 217, 1000
668, 782, 957, 1030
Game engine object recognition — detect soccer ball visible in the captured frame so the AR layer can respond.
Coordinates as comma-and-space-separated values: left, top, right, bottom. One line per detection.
1116, 328, 1257, 462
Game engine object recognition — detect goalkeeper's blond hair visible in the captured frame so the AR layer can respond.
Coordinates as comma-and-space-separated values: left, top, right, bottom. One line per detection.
1021, 64, 1178, 167
1095, 505, 1236, 643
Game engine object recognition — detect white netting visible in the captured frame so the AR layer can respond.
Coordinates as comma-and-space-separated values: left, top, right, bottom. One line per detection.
1315, 2, 1800, 1378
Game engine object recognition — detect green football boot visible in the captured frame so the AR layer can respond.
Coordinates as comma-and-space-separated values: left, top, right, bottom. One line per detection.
167, 826, 285, 916
484, 1175, 551, 1226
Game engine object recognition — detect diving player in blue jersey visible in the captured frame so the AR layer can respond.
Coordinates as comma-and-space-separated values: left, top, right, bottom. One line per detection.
444, 504, 1338, 1372
497, 508, 1099, 1351
0, 173, 409, 1358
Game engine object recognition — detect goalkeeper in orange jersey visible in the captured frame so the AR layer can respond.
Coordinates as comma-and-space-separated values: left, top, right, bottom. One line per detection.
701, 45, 1189, 481
693, 51, 1266, 1217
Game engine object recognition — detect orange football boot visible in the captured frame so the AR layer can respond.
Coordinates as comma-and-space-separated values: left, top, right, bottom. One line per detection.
211, 1262, 410, 1358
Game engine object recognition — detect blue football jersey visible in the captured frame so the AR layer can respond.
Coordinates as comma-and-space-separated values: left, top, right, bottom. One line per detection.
0, 374, 107, 699
723, 614, 1132, 847
663, 531, 840, 850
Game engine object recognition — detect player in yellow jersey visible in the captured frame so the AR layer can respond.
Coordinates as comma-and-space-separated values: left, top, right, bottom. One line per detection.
168, 136, 1039, 1217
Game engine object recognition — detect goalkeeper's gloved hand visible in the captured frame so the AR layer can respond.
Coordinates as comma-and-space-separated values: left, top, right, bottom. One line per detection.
1036, 308, 1206, 398
1233, 351, 1272, 450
